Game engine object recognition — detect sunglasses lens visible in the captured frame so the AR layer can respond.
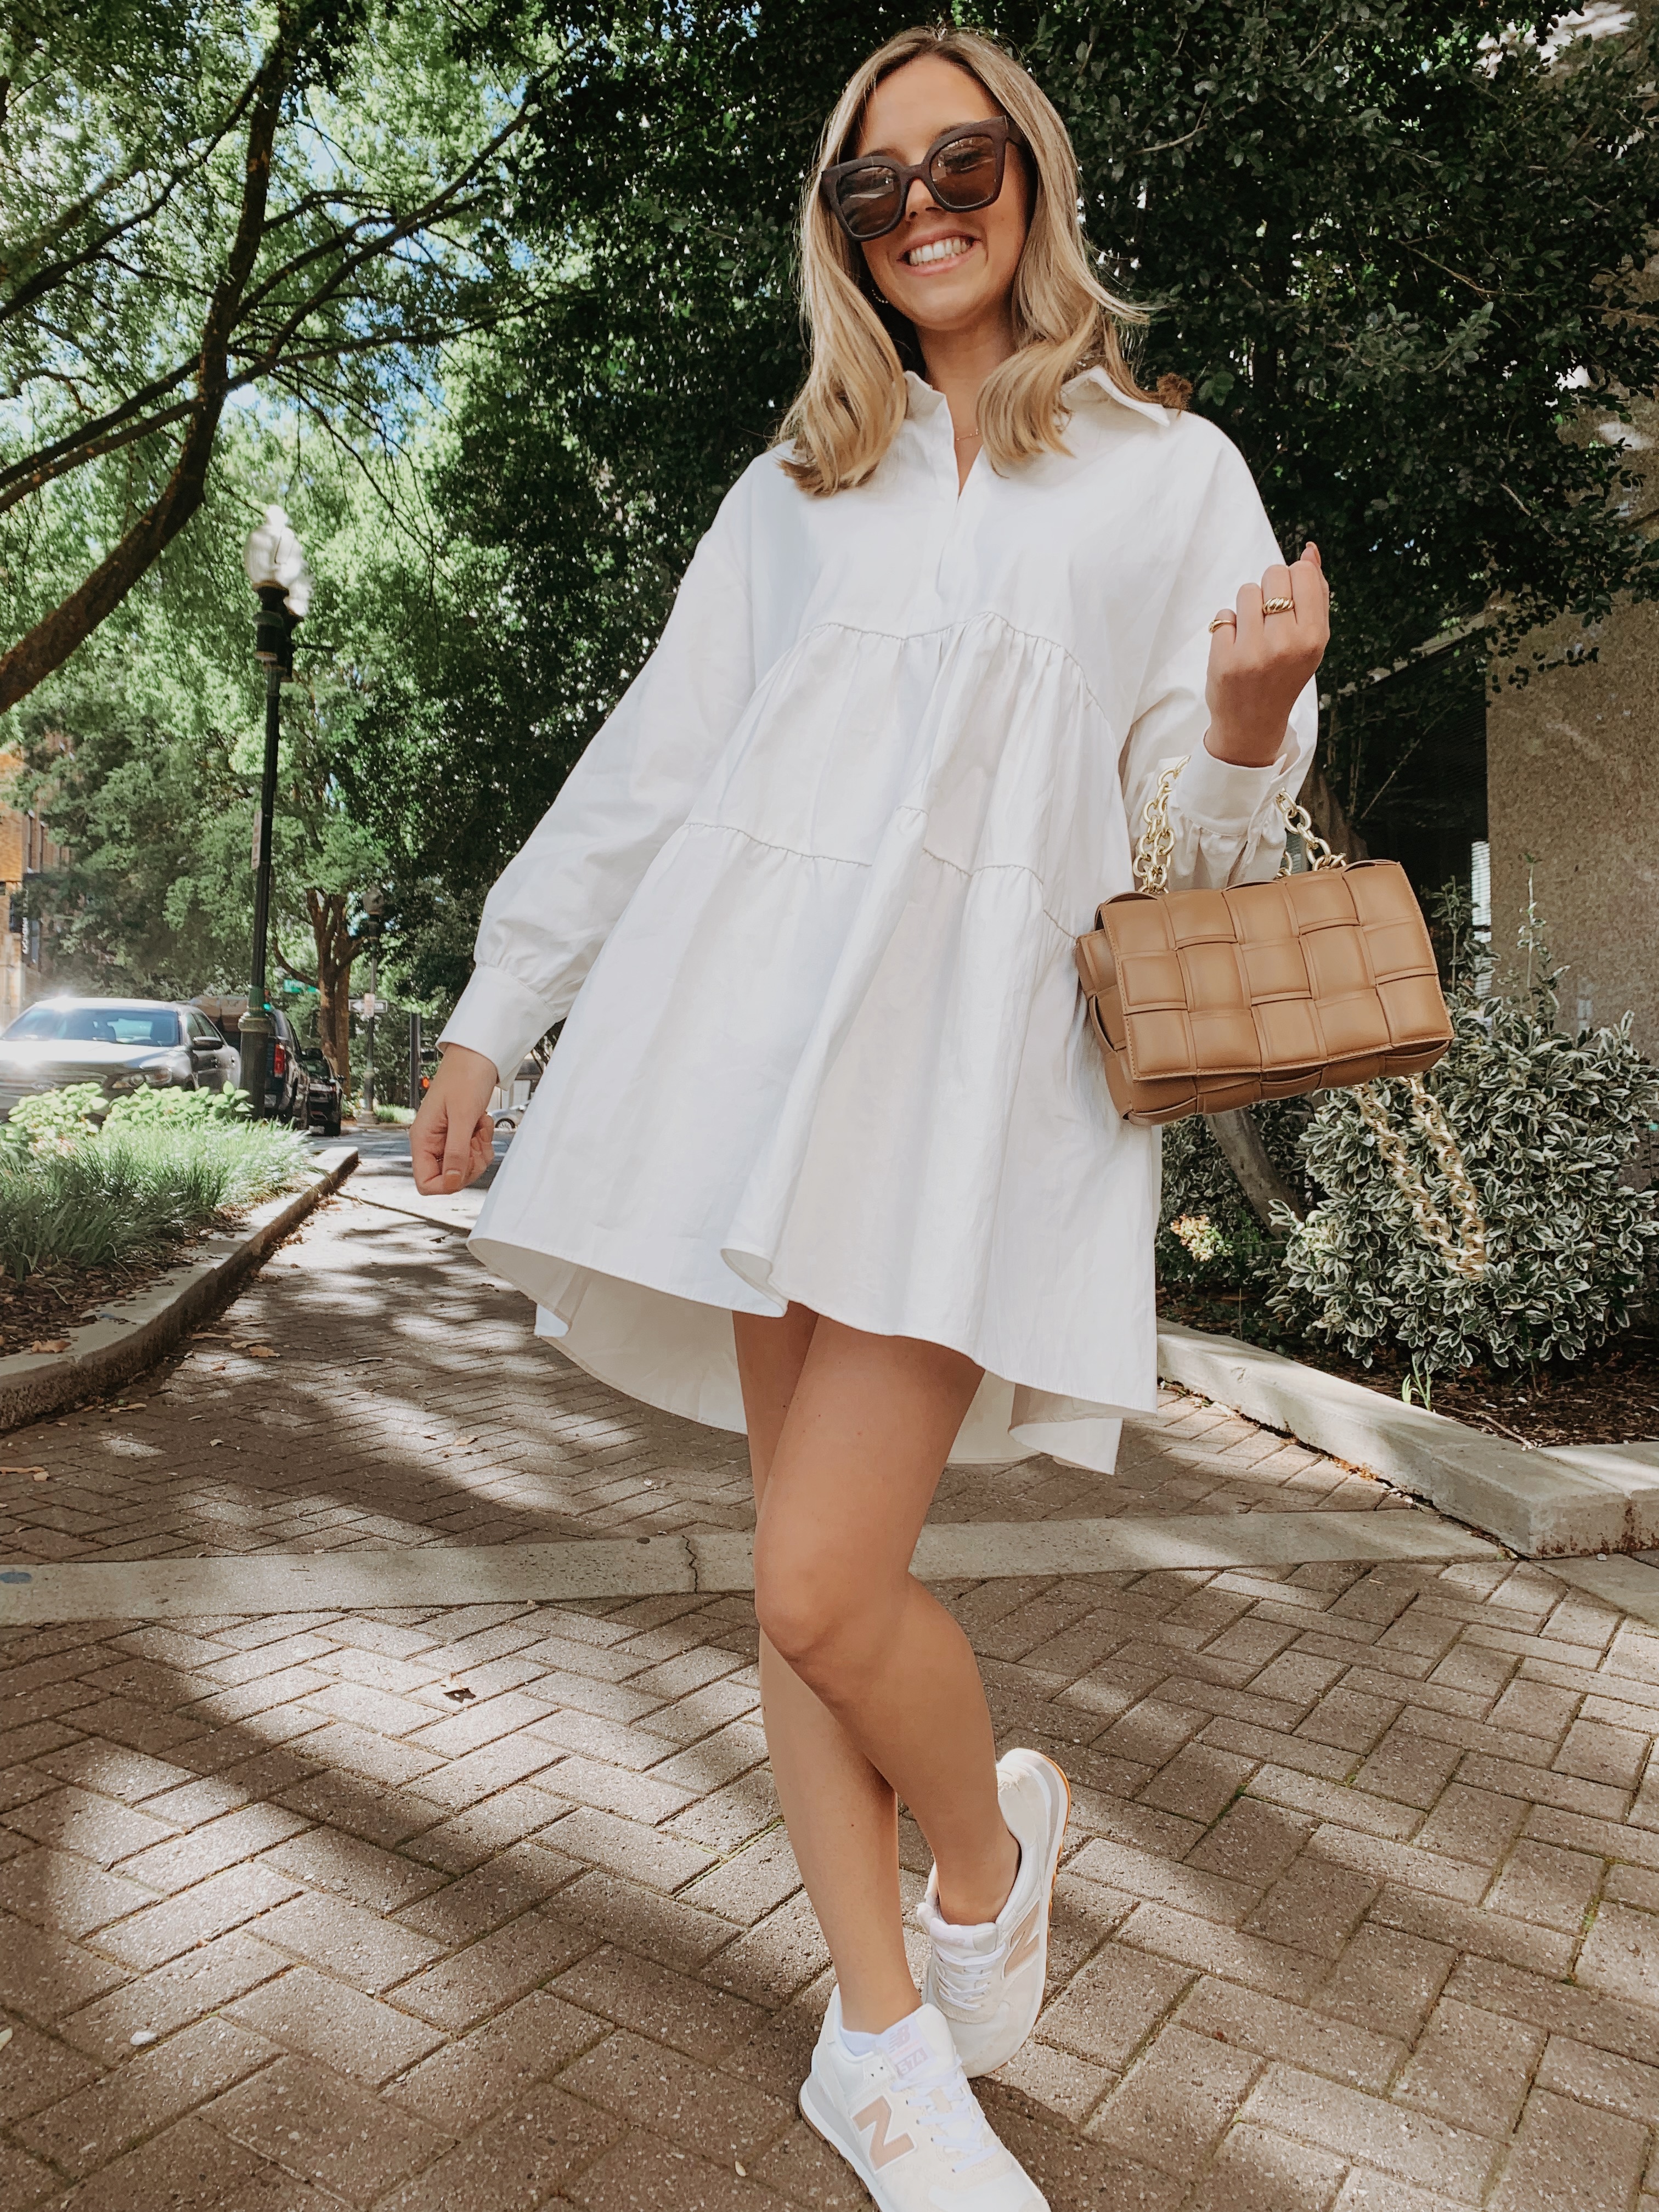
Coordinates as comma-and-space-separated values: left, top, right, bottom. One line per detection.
930, 131, 1000, 207
833, 163, 904, 239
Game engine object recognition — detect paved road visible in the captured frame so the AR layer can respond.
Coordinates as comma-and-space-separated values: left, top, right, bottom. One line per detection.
2, 1175, 1658, 2210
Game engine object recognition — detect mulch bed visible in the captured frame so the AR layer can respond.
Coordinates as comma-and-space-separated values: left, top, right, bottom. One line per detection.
1158, 1284, 1659, 1450
0, 1257, 172, 1361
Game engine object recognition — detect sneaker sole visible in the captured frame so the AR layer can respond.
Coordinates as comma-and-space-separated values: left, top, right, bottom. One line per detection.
940, 1750, 1071, 2078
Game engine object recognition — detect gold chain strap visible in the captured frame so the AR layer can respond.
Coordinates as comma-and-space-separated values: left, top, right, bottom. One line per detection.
1355, 1076, 1487, 1278
1275, 795, 1344, 874
1132, 768, 1343, 895
1132, 765, 1182, 894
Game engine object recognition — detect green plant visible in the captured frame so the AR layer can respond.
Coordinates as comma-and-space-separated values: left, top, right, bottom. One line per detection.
104, 1085, 251, 1129
0, 1084, 107, 1153
1272, 906, 1659, 1375
1158, 1102, 1313, 1292
1401, 1361, 1435, 1412
0, 1090, 306, 1282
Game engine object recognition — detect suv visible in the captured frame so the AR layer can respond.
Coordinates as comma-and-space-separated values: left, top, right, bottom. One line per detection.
298, 1047, 344, 1137
0, 998, 238, 1116
189, 998, 311, 1125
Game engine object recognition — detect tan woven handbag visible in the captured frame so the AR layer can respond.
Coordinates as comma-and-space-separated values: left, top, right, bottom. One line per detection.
1074, 763, 1453, 1128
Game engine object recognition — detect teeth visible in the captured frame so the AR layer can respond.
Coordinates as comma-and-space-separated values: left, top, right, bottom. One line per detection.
905, 238, 971, 266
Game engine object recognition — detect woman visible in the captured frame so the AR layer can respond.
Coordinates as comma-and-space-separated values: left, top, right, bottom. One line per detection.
413, 25, 1325, 2210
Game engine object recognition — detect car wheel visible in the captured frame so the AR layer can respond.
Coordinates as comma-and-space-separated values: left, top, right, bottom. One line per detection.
324, 1114, 342, 1137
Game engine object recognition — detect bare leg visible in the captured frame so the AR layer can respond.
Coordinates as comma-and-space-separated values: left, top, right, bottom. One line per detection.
733, 1306, 1018, 2033
735, 1305, 913, 2029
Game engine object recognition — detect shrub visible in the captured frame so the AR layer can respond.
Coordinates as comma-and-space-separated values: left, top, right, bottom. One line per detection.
1157, 1101, 1314, 1294
104, 1085, 252, 1130
1, 1082, 106, 1153
0, 1090, 307, 1283
1271, 911, 1659, 1375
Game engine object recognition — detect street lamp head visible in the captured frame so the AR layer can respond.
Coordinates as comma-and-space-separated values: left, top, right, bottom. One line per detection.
244, 504, 310, 602
244, 505, 314, 668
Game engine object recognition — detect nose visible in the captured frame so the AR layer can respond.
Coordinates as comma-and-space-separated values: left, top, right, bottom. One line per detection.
902, 174, 934, 220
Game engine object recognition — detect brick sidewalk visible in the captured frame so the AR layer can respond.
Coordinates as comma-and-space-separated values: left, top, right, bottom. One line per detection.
1, 1192, 1391, 1572
3, 1193, 1659, 2211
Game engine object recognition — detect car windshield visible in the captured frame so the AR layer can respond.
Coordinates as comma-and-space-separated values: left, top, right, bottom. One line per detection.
5, 1008, 180, 1048
3, 1005, 180, 1047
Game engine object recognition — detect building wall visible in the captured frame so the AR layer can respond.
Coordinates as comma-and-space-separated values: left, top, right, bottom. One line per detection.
1486, 597, 1659, 1056
0, 746, 66, 1029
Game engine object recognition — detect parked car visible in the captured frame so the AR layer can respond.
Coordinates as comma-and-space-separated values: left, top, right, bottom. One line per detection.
188, 997, 311, 1125
490, 1053, 542, 1136
298, 1048, 344, 1137
0, 997, 238, 1118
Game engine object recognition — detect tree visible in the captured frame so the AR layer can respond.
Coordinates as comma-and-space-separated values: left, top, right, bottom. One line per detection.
0, 0, 545, 711
8, 417, 400, 1074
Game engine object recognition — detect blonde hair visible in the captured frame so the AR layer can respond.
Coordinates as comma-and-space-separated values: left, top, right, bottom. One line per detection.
780, 25, 1158, 498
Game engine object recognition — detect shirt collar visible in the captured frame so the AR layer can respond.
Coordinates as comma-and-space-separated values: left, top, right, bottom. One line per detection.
904, 364, 1171, 427
1062, 365, 1173, 425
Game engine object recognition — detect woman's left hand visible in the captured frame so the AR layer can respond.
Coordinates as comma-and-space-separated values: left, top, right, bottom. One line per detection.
1204, 543, 1330, 768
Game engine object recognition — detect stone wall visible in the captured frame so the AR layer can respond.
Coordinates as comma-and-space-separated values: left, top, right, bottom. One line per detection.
1487, 595, 1659, 1055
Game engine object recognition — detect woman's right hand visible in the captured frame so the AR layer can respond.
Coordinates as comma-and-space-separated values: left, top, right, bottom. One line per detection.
410, 1043, 498, 1194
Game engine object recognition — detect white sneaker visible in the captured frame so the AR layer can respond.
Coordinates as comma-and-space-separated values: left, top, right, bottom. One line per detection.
799, 1991, 1047, 2212
917, 1748, 1070, 2077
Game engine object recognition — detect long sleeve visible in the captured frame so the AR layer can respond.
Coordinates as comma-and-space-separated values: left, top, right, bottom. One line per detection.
1119, 434, 1318, 893
438, 509, 757, 1079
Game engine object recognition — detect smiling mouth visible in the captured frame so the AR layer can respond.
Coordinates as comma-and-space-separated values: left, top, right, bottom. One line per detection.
903, 235, 974, 268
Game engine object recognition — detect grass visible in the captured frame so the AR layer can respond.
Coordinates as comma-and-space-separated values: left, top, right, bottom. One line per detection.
373, 1104, 415, 1124
0, 1115, 308, 1283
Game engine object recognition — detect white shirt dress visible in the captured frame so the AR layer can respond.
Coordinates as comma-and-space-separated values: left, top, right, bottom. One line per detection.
439, 368, 1318, 1473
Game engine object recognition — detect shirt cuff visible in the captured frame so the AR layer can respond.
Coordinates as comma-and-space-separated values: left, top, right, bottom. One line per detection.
436, 966, 561, 1084
1175, 736, 1294, 831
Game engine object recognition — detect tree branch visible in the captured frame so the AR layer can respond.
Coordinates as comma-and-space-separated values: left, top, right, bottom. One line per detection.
0, 11, 296, 715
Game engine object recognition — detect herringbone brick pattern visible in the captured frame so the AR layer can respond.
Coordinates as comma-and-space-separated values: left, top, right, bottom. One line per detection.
3, 1553, 1659, 2209
4, 1185, 1658, 2209
0, 1193, 1391, 1572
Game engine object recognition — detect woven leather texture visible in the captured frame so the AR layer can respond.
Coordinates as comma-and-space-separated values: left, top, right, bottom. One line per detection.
1074, 859, 1452, 1127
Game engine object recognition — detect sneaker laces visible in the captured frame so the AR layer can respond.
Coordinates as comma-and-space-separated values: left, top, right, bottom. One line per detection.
898, 2049, 1000, 2175
930, 1938, 1001, 2012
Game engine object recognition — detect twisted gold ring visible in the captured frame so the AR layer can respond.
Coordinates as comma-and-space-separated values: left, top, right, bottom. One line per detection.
1262, 595, 1295, 615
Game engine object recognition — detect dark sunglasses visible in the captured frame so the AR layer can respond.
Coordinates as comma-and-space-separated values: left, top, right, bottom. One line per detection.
820, 116, 1025, 244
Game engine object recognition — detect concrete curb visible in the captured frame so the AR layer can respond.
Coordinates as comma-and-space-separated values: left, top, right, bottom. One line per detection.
0, 1146, 358, 1435
0, 1507, 1500, 1623
1157, 1319, 1659, 1560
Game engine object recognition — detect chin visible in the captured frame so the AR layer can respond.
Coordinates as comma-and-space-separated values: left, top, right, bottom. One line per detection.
901, 296, 997, 336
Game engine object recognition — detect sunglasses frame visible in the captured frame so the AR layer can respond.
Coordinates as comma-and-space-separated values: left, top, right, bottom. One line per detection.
819, 115, 1025, 245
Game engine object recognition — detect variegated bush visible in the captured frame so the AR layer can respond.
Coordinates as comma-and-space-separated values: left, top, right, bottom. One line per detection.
1271, 935, 1659, 1375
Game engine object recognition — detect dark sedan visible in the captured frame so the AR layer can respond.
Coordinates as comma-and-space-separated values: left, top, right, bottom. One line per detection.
0, 998, 236, 1117
299, 1048, 344, 1137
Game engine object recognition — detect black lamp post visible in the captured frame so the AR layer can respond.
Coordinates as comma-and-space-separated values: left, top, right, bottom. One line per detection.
240, 507, 312, 1118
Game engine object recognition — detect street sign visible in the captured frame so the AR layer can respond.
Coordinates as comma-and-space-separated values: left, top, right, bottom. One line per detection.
357, 993, 378, 1019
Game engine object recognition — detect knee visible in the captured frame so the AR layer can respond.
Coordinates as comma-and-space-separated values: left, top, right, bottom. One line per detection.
754, 1551, 884, 1692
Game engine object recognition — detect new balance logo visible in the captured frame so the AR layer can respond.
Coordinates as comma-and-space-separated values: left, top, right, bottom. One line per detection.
855, 2096, 916, 2168
1005, 1901, 1042, 1978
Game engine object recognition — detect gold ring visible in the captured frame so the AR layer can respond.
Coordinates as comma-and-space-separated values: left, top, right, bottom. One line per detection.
1262, 596, 1295, 615
1207, 613, 1237, 632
